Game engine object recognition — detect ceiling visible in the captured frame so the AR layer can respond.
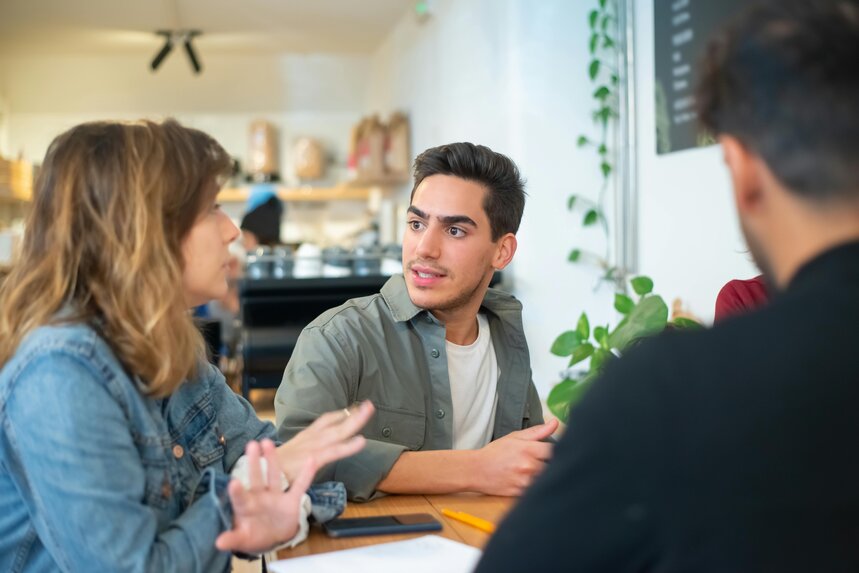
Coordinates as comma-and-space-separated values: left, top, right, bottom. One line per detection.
0, 0, 416, 56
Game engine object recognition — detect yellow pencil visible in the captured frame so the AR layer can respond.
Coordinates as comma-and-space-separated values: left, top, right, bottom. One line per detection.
441, 508, 496, 533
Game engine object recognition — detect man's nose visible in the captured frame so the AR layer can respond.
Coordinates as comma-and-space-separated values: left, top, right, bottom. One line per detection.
415, 227, 441, 259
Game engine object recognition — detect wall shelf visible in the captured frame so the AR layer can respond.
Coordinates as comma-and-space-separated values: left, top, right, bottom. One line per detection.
218, 184, 383, 203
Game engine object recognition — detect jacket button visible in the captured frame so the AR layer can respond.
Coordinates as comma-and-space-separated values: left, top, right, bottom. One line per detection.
172, 445, 184, 459
430, 348, 440, 358
381, 426, 392, 438
161, 479, 172, 499
435, 408, 445, 419
218, 435, 226, 446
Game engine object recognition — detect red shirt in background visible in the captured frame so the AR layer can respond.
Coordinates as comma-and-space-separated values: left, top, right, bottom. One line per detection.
714, 275, 770, 322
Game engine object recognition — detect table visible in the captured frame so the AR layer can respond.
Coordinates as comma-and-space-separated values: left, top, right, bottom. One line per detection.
277, 494, 514, 560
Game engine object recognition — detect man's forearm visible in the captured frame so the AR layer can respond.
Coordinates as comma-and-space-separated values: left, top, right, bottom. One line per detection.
377, 449, 484, 494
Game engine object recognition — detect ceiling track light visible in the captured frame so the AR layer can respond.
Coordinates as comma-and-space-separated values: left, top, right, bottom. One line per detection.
150, 29, 203, 74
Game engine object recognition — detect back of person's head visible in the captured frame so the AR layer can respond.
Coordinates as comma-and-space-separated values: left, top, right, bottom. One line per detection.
240, 195, 283, 247
411, 142, 526, 241
697, 0, 859, 201
0, 119, 232, 396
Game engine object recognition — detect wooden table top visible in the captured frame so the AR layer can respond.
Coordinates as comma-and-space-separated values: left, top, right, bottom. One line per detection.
277, 493, 514, 560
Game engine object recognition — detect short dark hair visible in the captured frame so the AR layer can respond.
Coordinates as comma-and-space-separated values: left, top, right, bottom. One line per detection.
697, 0, 859, 201
411, 142, 526, 240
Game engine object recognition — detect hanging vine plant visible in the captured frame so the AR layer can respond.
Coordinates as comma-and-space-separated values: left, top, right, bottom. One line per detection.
547, 0, 701, 422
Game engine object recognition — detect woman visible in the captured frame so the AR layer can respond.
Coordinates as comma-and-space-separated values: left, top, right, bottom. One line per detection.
0, 120, 373, 571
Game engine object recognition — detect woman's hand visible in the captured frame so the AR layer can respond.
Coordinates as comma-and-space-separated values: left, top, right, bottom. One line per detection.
215, 439, 314, 554
276, 401, 375, 482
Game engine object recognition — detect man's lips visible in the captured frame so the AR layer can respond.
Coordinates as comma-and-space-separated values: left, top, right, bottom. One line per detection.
409, 264, 447, 278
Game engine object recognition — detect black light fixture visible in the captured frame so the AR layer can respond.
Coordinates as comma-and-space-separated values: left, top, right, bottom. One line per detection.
150, 29, 203, 74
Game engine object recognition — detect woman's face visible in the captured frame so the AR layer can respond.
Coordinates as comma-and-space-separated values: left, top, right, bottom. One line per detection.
181, 190, 240, 308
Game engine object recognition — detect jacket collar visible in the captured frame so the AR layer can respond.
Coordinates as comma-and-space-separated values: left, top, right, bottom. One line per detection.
380, 273, 523, 324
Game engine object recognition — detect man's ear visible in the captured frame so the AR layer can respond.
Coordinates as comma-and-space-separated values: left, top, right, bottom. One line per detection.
492, 233, 517, 271
720, 135, 765, 217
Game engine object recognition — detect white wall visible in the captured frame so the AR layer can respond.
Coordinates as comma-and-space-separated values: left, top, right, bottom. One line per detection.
633, 0, 758, 321
367, 0, 616, 397
1, 53, 369, 173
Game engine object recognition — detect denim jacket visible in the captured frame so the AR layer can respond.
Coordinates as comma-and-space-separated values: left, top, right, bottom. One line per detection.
0, 321, 345, 573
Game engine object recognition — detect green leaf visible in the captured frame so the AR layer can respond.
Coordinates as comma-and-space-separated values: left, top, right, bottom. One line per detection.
595, 107, 612, 127
576, 312, 590, 340
593, 86, 610, 100
568, 248, 582, 262
594, 326, 609, 348
589, 9, 599, 28
583, 209, 599, 226
614, 293, 634, 314
601, 13, 612, 31
608, 295, 669, 351
672, 317, 704, 330
590, 347, 612, 372
611, 73, 619, 85
550, 330, 581, 356
576, 135, 590, 147
599, 0, 607, 8
568, 342, 595, 367
598, 144, 608, 155
602, 35, 615, 49
601, 161, 612, 178
630, 275, 654, 296
547, 378, 593, 420
589, 33, 599, 54
589, 59, 601, 80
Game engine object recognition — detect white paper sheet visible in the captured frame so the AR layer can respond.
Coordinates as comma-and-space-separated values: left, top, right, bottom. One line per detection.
268, 535, 482, 573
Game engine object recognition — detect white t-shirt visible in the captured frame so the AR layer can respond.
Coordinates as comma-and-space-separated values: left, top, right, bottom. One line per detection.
446, 313, 499, 450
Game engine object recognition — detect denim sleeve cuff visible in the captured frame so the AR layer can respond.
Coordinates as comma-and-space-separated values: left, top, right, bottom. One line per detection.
332, 439, 407, 502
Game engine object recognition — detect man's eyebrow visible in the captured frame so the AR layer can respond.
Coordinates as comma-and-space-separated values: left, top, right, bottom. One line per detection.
407, 206, 478, 228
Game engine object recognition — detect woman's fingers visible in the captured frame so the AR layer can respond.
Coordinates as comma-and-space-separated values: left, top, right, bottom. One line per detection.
245, 441, 262, 491
261, 439, 283, 489
285, 458, 316, 503
316, 435, 366, 467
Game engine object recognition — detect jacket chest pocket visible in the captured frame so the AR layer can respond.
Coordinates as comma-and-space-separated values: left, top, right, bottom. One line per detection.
363, 404, 426, 450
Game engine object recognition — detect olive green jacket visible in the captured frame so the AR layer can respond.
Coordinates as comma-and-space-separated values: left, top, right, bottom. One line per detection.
274, 274, 544, 501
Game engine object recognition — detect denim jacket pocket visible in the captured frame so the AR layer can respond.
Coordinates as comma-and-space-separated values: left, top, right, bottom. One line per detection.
188, 424, 226, 470
363, 404, 426, 450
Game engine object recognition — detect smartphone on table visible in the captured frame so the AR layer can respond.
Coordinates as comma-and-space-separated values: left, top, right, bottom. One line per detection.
323, 513, 442, 538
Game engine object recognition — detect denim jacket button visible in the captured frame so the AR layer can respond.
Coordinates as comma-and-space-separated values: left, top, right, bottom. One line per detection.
161, 480, 172, 499
218, 435, 226, 446
430, 348, 440, 358
381, 426, 392, 438
172, 444, 185, 459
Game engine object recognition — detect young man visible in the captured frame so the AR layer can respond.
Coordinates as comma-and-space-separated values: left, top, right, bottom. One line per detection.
275, 143, 557, 501
477, 1, 859, 571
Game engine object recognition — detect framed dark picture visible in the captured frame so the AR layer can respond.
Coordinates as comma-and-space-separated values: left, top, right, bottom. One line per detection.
653, 0, 746, 154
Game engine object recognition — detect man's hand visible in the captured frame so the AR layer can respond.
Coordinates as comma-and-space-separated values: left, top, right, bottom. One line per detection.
473, 419, 560, 496
216, 439, 314, 554
275, 401, 374, 483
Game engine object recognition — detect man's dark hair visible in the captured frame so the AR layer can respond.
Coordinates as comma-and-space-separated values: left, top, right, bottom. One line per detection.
411, 142, 526, 240
697, 0, 859, 201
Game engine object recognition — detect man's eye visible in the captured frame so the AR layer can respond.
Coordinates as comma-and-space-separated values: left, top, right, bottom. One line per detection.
449, 227, 465, 237
409, 220, 423, 230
